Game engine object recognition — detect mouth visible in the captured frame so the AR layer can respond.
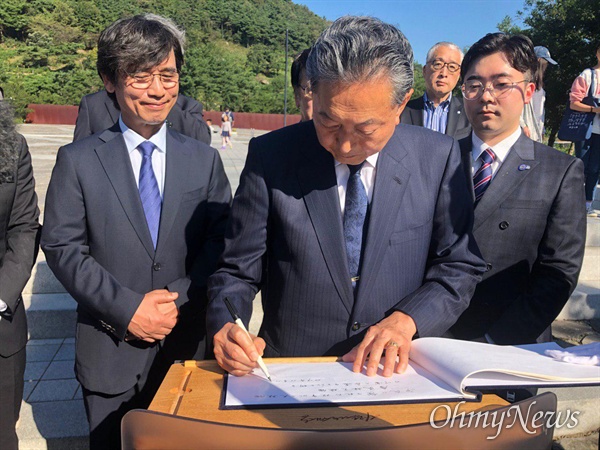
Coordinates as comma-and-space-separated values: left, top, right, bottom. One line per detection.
143, 102, 169, 110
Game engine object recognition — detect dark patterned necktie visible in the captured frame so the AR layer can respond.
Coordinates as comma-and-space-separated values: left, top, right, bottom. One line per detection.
138, 141, 162, 249
473, 148, 496, 202
344, 163, 367, 288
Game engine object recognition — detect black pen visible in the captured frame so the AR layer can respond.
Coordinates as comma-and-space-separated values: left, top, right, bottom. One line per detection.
224, 298, 272, 382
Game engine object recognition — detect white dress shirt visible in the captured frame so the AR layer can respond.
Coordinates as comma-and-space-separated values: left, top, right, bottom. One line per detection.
471, 127, 522, 178
334, 153, 379, 215
120, 117, 167, 198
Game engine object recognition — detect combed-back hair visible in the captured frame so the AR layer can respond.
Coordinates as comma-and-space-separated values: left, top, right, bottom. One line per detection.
306, 16, 414, 105
426, 42, 464, 63
97, 13, 186, 85
291, 48, 311, 89
460, 33, 538, 82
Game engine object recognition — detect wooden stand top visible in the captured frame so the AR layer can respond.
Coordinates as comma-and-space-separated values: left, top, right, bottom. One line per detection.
149, 358, 508, 430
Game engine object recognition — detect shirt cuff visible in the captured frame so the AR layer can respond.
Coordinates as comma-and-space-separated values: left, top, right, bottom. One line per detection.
485, 333, 495, 344
0, 299, 8, 317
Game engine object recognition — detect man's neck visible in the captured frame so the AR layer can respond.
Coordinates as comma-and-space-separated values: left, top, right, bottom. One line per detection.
474, 125, 521, 148
425, 90, 451, 108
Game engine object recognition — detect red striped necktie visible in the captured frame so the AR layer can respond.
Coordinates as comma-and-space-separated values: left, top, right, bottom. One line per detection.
473, 148, 496, 202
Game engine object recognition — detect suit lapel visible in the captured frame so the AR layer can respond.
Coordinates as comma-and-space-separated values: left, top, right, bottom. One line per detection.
353, 132, 410, 317
297, 132, 354, 314
104, 97, 120, 124
94, 127, 156, 258
446, 97, 461, 136
473, 134, 539, 230
155, 131, 190, 256
459, 136, 476, 202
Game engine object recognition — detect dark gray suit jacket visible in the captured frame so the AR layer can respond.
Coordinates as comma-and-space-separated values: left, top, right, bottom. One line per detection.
401, 95, 471, 140
73, 90, 211, 145
207, 121, 485, 357
0, 134, 39, 357
449, 133, 586, 344
41, 125, 231, 394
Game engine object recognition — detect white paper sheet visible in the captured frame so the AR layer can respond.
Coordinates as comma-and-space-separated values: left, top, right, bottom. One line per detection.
222, 361, 465, 409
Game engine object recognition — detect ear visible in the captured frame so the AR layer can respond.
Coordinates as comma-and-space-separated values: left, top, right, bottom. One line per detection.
101, 74, 116, 94
523, 81, 536, 104
394, 88, 414, 124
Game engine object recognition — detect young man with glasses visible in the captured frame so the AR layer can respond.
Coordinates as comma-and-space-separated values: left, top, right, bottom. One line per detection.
41, 14, 231, 449
401, 42, 471, 138
448, 33, 585, 349
291, 48, 313, 122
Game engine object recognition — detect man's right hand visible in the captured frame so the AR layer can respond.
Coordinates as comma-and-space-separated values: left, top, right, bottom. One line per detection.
213, 322, 266, 376
127, 289, 179, 342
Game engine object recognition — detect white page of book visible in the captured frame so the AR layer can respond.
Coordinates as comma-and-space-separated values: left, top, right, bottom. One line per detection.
223, 361, 465, 408
410, 338, 600, 396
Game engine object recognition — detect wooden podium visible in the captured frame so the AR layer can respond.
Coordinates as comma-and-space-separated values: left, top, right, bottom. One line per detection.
119, 359, 556, 449
148, 357, 509, 429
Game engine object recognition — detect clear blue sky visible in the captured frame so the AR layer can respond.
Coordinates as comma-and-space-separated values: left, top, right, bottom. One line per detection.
293, 1, 526, 64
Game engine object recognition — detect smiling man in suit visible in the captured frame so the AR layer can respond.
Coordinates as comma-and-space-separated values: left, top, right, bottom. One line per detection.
41, 14, 231, 449
401, 42, 471, 139
448, 33, 586, 346
207, 16, 485, 379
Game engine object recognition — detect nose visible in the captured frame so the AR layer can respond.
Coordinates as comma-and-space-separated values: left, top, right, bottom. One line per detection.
480, 84, 496, 102
336, 130, 353, 155
147, 75, 166, 96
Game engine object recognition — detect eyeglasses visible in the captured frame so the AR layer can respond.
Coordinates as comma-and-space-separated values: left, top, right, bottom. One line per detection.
428, 60, 461, 73
126, 72, 180, 89
462, 79, 529, 101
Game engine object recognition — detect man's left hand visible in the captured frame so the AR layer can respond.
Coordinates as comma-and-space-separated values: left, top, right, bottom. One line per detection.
342, 311, 417, 377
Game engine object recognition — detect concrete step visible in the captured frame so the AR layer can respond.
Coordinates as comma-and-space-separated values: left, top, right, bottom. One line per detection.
24, 293, 77, 339
586, 217, 600, 246
579, 246, 600, 281
24, 260, 67, 295
558, 281, 600, 321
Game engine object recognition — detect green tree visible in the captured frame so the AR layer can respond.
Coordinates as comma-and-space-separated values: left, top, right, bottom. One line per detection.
500, 0, 599, 145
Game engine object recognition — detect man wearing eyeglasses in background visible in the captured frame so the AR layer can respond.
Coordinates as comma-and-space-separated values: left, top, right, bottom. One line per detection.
41, 14, 231, 449
291, 48, 313, 122
447, 33, 585, 350
401, 42, 471, 139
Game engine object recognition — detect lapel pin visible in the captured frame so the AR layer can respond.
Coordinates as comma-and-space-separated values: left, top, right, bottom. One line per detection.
518, 164, 531, 171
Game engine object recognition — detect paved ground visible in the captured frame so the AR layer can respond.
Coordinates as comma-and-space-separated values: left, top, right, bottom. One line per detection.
14, 124, 600, 449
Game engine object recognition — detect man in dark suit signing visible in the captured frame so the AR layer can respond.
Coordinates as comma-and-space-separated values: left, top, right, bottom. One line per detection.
401, 42, 471, 139
207, 16, 486, 378
41, 14, 231, 449
448, 33, 586, 345
0, 101, 40, 450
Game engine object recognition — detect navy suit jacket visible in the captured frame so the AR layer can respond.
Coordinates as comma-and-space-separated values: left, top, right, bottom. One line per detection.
0, 134, 39, 357
449, 133, 586, 344
73, 90, 211, 145
401, 95, 471, 140
207, 121, 485, 357
41, 125, 231, 394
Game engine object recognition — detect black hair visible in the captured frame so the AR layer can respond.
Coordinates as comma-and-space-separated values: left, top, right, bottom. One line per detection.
291, 48, 311, 88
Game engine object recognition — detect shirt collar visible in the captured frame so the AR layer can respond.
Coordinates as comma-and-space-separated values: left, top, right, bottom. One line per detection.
119, 116, 168, 155
334, 152, 379, 169
471, 127, 522, 164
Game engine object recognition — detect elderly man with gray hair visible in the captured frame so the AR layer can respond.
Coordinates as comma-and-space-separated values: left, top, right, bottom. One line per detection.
402, 41, 471, 138
207, 16, 484, 378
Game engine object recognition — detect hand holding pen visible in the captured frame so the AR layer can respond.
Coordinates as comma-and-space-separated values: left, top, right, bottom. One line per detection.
212, 298, 271, 380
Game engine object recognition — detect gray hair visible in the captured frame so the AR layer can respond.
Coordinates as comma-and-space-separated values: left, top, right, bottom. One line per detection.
306, 16, 414, 105
97, 13, 186, 85
425, 42, 464, 63
0, 101, 19, 182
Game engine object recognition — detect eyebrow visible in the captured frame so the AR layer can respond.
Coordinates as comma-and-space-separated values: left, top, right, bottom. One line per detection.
317, 112, 380, 127
466, 72, 514, 81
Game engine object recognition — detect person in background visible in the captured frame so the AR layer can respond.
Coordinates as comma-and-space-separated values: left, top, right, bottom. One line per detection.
569, 43, 600, 216
223, 107, 234, 128
0, 100, 40, 450
291, 48, 313, 122
41, 14, 231, 449
449, 33, 585, 349
401, 42, 471, 139
207, 16, 484, 379
220, 113, 232, 150
520, 46, 557, 142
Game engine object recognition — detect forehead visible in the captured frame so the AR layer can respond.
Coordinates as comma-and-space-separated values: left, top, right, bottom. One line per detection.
430, 45, 462, 62
464, 52, 523, 79
127, 50, 177, 75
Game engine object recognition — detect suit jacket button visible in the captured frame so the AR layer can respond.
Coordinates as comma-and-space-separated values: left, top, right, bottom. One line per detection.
486, 263, 493, 271
351, 322, 360, 331
153, 263, 161, 271
499, 221, 509, 230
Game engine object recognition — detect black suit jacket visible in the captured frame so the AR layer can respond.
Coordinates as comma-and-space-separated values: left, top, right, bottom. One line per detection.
41, 126, 231, 394
449, 133, 586, 344
401, 95, 471, 139
207, 121, 485, 357
73, 90, 211, 145
0, 134, 39, 357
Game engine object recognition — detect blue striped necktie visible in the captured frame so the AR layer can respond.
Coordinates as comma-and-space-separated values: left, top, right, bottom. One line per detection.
138, 141, 162, 249
473, 148, 496, 202
344, 163, 368, 288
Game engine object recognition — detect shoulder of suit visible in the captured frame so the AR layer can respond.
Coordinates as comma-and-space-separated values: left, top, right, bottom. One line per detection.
167, 128, 216, 155
530, 139, 578, 165
396, 122, 454, 146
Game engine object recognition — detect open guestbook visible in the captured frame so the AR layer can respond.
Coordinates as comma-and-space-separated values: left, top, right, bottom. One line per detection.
222, 338, 600, 409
